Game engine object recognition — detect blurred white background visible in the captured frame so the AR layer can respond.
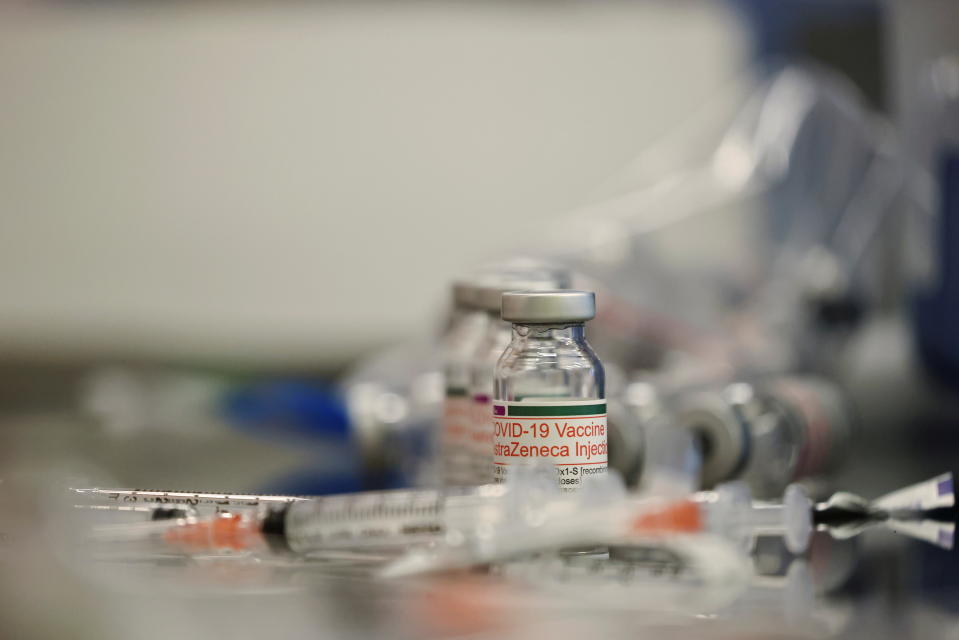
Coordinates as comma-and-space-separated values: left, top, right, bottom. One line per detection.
0, 2, 747, 368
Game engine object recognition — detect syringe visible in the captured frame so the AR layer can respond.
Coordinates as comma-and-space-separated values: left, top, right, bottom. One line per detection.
94, 474, 811, 567
86, 483, 518, 557
80, 473, 955, 579
495, 548, 813, 622
380, 480, 812, 577
383, 473, 955, 577
72, 487, 309, 512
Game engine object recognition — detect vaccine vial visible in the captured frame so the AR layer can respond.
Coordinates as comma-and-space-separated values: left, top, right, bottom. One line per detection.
492, 290, 606, 491
440, 280, 489, 486
467, 277, 567, 485
676, 376, 851, 498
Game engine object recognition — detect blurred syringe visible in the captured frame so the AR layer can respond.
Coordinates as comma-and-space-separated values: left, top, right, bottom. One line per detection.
76, 475, 814, 560
72, 487, 309, 512
82, 484, 509, 554
383, 472, 955, 577
76, 472, 954, 566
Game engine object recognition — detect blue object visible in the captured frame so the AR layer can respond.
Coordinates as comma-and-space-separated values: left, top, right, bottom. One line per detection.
222, 380, 352, 439
915, 151, 959, 387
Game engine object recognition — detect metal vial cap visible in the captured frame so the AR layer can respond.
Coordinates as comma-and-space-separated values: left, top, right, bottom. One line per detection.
474, 279, 562, 313
452, 280, 481, 310
501, 290, 596, 324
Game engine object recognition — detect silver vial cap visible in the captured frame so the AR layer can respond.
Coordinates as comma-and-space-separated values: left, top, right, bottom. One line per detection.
474, 278, 562, 313
452, 280, 481, 310
477, 257, 571, 288
501, 290, 596, 323
455, 262, 570, 312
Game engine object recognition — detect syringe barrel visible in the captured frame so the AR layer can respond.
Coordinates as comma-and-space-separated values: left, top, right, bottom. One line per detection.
281, 485, 502, 554
72, 488, 306, 513
283, 489, 446, 554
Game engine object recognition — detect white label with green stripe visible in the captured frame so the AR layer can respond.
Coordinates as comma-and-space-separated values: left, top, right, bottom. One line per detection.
491, 399, 607, 491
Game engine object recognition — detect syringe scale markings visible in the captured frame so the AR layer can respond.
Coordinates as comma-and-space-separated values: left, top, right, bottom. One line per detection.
73, 488, 309, 508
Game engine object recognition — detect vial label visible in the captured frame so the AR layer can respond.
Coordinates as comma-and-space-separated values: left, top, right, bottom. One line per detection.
440, 388, 473, 485
491, 400, 607, 491
469, 393, 494, 484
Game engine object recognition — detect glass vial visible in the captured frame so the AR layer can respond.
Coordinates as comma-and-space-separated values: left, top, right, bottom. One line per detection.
440, 280, 489, 486
675, 376, 851, 498
467, 278, 567, 485
492, 290, 606, 491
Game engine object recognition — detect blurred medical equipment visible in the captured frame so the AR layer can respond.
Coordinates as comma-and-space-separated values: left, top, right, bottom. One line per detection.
914, 55, 959, 386
496, 550, 814, 624
381, 472, 952, 578
73, 487, 308, 513
441, 261, 572, 486
542, 64, 926, 384
440, 280, 490, 486
813, 472, 955, 548
616, 374, 853, 500
673, 376, 852, 497
91, 470, 955, 576
466, 279, 571, 484
77, 470, 816, 562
